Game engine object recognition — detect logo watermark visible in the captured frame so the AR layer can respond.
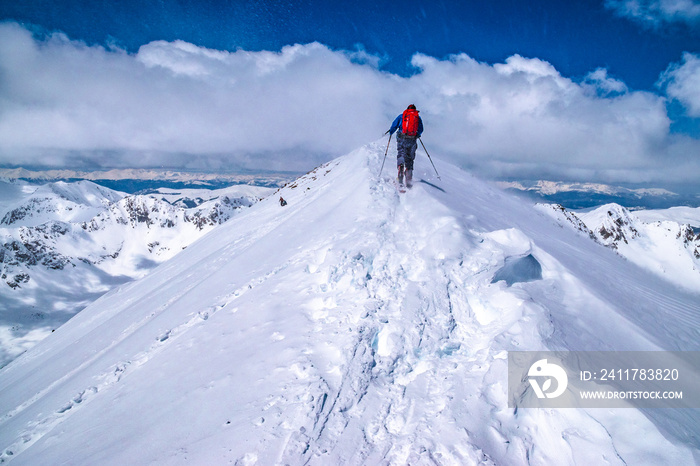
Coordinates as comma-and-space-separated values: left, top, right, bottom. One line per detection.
509, 351, 700, 408
528, 359, 568, 399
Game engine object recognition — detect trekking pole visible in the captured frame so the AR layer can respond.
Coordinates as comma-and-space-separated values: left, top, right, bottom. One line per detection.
379, 132, 392, 178
419, 138, 441, 180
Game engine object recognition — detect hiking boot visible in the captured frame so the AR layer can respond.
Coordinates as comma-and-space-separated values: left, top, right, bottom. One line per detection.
397, 165, 405, 185
405, 169, 413, 188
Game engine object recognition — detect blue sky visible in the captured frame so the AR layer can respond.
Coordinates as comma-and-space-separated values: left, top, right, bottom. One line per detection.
2, 0, 697, 90
0, 0, 699, 188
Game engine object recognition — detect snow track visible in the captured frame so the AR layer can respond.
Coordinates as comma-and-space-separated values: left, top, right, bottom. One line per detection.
0, 144, 698, 464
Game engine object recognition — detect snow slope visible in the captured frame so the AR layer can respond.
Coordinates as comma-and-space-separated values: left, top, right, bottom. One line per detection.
579, 204, 700, 292
0, 143, 699, 464
0, 181, 272, 368
538, 203, 700, 292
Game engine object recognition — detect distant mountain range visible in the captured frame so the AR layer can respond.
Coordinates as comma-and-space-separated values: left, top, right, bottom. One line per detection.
498, 180, 700, 209
0, 167, 298, 192
5, 169, 697, 209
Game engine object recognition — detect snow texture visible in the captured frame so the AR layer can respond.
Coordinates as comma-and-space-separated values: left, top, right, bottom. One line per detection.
0, 144, 699, 465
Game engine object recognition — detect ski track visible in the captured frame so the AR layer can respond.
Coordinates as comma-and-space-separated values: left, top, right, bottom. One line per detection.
272, 159, 551, 465
269, 146, 689, 465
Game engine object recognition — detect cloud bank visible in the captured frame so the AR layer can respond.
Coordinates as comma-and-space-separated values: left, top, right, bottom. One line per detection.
0, 22, 699, 186
605, 0, 700, 27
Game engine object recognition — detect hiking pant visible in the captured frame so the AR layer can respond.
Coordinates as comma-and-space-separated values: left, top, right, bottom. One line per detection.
396, 132, 417, 171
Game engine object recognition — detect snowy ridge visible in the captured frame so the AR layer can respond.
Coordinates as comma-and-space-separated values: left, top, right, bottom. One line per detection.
0, 144, 699, 464
151, 185, 271, 209
533, 203, 597, 240
538, 203, 700, 292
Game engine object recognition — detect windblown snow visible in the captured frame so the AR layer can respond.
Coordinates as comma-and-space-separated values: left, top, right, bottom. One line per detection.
0, 144, 699, 465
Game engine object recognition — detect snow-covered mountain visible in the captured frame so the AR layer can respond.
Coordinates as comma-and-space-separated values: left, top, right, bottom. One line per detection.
0, 180, 124, 227
538, 203, 700, 292
0, 180, 272, 367
0, 143, 698, 464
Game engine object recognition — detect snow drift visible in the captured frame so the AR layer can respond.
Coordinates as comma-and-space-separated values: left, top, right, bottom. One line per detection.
0, 143, 699, 465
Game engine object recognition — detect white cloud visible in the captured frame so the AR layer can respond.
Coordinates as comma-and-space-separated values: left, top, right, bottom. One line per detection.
660, 52, 700, 116
0, 24, 391, 171
605, 0, 700, 27
0, 22, 698, 185
584, 68, 629, 95
403, 53, 676, 182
